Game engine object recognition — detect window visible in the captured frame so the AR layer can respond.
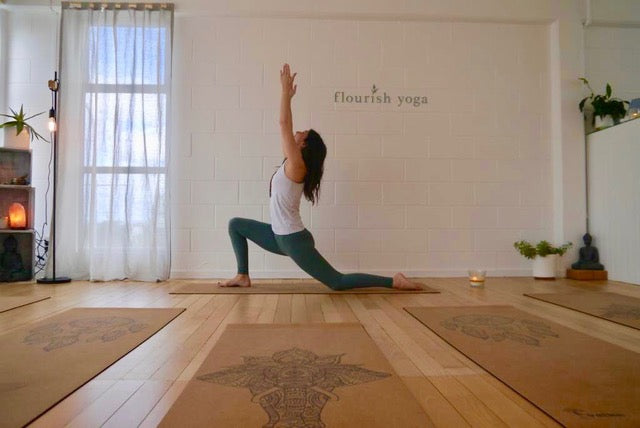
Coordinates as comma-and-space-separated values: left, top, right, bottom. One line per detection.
83, 24, 169, 231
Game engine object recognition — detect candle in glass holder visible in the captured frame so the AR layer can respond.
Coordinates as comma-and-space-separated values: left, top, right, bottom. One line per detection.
468, 269, 486, 287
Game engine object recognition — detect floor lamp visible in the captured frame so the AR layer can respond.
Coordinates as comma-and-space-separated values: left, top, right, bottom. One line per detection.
38, 72, 71, 284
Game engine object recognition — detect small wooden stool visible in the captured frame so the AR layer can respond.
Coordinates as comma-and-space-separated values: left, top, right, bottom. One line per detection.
566, 269, 608, 280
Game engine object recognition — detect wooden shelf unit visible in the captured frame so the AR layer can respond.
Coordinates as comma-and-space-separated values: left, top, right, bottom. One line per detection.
0, 147, 35, 282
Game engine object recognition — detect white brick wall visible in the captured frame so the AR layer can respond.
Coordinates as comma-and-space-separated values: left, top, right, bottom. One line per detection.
0, 11, 553, 279
453, 207, 498, 229
239, 181, 270, 204
168, 16, 553, 278
215, 157, 262, 180
192, 181, 238, 205
2, 12, 57, 258
358, 159, 404, 181
585, 26, 640, 104
11, 4, 636, 280
358, 206, 405, 229
382, 182, 427, 205
429, 230, 474, 251
335, 229, 382, 252
311, 206, 358, 229
382, 230, 428, 253
429, 183, 474, 206
215, 205, 262, 229
335, 182, 382, 205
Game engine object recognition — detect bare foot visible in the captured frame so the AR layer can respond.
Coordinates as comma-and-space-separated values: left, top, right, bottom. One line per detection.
218, 274, 251, 287
392, 273, 423, 290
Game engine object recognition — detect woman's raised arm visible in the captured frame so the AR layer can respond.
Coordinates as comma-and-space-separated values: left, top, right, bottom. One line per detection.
279, 64, 304, 170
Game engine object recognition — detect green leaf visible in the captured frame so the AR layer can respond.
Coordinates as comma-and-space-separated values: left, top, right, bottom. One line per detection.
514, 240, 537, 259
514, 240, 572, 259
1, 105, 48, 142
27, 124, 49, 143
536, 240, 553, 257
0, 121, 18, 128
606, 83, 612, 98
24, 111, 45, 121
579, 98, 586, 111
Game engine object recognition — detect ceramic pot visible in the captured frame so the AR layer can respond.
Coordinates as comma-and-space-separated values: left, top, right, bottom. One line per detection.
532, 254, 557, 279
594, 115, 614, 129
3, 128, 30, 150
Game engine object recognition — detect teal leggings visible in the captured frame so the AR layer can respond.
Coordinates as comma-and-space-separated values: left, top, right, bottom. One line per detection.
228, 217, 393, 290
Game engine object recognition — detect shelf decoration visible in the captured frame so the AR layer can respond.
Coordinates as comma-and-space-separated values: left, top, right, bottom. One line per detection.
0, 148, 35, 282
8, 202, 27, 229
0, 235, 31, 281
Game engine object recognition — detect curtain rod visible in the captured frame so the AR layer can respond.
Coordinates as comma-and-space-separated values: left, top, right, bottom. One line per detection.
62, 2, 174, 11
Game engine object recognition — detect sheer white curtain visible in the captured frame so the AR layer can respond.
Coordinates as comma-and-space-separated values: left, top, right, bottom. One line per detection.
51, 4, 173, 281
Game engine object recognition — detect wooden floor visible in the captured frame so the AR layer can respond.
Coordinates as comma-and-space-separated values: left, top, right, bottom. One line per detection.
1, 277, 639, 427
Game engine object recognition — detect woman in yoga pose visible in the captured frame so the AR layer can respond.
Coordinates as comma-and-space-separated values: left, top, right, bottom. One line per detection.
220, 64, 422, 290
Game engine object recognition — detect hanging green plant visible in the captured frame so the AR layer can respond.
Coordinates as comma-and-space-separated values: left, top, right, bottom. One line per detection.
0, 105, 48, 143
578, 78, 629, 125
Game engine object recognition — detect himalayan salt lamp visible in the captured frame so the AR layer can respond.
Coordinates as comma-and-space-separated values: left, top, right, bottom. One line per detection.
8, 203, 26, 229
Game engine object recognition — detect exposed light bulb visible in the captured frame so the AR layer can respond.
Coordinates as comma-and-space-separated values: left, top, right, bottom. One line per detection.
48, 108, 57, 132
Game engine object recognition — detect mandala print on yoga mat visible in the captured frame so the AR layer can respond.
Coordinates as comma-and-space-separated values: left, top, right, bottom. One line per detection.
23, 317, 148, 351
197, 347, 391, 428
600, 304, 640, 320
441, 314, 559, 346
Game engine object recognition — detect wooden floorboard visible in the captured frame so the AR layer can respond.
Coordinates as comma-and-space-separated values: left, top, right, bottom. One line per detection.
0, 276, 636, 427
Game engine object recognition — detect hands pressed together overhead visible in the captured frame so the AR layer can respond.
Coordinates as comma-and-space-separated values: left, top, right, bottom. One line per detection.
280, 63, 297, 99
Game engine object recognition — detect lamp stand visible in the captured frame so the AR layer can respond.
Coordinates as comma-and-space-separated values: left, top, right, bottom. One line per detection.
38, 71, 70, 284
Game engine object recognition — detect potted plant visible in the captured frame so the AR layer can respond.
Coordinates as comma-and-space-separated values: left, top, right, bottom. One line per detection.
578, 78, 629, 131
0, 105, 48, 149
513, 240, 572, 279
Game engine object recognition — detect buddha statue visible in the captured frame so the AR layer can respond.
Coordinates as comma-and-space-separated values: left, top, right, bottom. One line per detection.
571, 233, 604, 270
0, 236, 29, 281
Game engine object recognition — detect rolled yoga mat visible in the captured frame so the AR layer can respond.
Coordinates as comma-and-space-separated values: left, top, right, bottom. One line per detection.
0, 307, 185, 428
170, 280, 439, 295
404, 305, 640, 427
524, 291, 640, 330
159, 323, 433, 427
0, 295, 50, 313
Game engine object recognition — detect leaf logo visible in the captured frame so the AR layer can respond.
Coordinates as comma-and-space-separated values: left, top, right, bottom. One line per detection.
371, 84, 378, 94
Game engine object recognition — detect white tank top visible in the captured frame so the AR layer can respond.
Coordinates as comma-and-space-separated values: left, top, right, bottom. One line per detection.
269, 162, 305, 235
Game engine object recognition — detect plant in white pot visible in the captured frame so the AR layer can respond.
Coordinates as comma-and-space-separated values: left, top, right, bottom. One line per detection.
578, 78, 629, 132
513, 240, 572, 280
0, 105, 48, 149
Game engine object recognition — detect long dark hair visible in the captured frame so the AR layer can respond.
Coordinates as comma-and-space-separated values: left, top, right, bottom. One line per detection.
268, 129, 326, 204
300, 129, 326, 205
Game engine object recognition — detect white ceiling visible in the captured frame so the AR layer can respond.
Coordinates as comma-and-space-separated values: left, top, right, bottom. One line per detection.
4, 0, 57, 5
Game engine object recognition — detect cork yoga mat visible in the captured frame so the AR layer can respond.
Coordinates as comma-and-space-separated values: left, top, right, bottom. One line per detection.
0, 307, 185, 428
405, 305, 640, 427
0, 295, 50, 313
160, 323, 433, 427
524, 291, 640, 330
171, 280, 439, 295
